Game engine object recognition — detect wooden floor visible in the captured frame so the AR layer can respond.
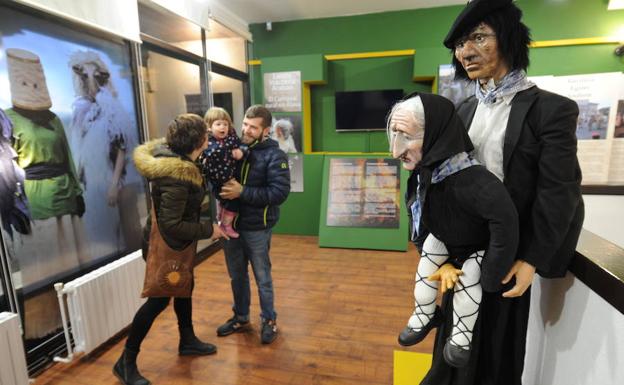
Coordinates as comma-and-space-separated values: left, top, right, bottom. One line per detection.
34, 235, 435, 385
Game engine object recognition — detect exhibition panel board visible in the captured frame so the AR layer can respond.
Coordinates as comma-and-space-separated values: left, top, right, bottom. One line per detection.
318, 155, 409, 252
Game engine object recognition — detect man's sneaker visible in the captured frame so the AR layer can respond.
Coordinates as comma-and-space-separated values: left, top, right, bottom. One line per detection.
216, 316, 249, 337
261, 319, 278, 344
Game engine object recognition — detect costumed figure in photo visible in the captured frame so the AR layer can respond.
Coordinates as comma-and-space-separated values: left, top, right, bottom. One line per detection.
4, 48, 89, 338
390, 93, 519, 368
199, 107, 247, 239
271, 118, 298, 153
69, 50, 142, 257
417, 1, 584, 384
0, 109, 31, 240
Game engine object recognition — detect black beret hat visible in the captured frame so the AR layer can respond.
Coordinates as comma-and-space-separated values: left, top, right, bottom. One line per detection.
443, 0, 513, 49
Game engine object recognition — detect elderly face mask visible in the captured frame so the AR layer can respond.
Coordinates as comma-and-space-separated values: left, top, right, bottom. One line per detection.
389, 107, 424, 171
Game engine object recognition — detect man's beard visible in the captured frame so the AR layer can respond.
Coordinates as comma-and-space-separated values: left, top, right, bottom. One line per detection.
241, 132, 260, 144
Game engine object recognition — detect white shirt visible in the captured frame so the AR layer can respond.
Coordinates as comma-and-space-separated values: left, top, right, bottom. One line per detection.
468, 85, 519, 181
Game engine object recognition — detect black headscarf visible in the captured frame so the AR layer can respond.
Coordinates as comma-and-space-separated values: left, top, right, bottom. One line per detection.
404, 91, 474, 209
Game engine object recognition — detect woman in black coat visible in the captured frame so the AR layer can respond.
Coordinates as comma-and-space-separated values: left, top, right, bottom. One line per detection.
389, 92, 519, 368
113, 114, 226, 385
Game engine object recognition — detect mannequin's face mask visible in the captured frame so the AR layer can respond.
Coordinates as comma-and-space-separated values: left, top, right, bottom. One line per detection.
389, 108, 424, 170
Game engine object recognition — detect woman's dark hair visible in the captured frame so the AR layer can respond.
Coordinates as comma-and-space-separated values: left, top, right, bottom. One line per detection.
452, 4, 532, 80
166, 113, 207, 155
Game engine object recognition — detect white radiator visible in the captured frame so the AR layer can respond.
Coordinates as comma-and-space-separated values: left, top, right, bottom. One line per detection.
55, 250, 146, 362
0, 312, 29, 385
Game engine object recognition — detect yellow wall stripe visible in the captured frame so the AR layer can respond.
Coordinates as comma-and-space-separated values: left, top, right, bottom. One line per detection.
531, 36, 620, 48
303, 83, 313, 154
248, 59, 262, 65
325, 49, 415, 61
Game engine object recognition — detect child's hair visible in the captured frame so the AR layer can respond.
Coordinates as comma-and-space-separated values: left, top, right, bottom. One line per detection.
204, 107, 234, 134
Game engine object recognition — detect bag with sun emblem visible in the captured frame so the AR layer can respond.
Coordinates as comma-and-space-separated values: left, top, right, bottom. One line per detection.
141, 203, 196, 298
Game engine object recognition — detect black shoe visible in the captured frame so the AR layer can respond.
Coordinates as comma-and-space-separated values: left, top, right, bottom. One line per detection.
443, 339, 471, 368
260, 319, 278, 344
216, 316, 250, 337
112, 349, 151, 385
398, 306, 443, 346
179, 327, 217, 356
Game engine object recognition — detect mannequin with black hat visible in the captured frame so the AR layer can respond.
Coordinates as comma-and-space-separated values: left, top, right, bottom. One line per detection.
389, 92, 519, 368
418, 1, 584, 384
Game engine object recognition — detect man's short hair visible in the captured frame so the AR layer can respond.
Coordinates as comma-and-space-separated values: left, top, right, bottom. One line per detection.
245, 105, 273, 129
166, 113, 207, 155
451, 3, 532, 80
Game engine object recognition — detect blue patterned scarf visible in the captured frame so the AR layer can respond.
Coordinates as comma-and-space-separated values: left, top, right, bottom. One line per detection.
410, 152, 479, 240
475, 70, 534, 105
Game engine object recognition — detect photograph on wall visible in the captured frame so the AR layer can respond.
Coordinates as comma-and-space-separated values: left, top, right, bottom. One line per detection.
326, 158, 400, 228
263, 71, 302, 112
0, 6, 146, 295
288, 153, 304, 193
438, 64, 474, 106
270, 114, 302, 154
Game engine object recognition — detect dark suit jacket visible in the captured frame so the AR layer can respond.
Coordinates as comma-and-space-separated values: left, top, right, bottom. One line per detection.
456, 86, 584, 278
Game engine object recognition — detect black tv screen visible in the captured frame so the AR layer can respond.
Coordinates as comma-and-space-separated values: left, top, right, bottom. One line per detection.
335, 89, 403, 131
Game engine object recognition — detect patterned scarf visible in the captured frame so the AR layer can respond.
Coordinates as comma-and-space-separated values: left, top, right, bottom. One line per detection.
410, 152, 479, 240
475, 70, 534, 105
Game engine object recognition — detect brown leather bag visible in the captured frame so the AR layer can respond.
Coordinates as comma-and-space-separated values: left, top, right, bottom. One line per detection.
141, 203, 196, 298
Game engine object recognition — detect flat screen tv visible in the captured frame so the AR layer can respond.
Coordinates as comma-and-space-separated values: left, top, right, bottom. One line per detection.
335, 89, 404, 132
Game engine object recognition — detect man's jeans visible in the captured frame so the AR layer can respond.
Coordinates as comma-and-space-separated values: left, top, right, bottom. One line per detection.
223, 228, 276, 321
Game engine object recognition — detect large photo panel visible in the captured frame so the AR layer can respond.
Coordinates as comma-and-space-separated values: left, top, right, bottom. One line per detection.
0, 6, 146, 293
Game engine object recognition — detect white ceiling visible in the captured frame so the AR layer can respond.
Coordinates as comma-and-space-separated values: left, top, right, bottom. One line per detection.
214, 0, 468, 24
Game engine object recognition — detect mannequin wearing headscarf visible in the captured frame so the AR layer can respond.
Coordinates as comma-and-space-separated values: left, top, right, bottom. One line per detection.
389, 93, 519, 368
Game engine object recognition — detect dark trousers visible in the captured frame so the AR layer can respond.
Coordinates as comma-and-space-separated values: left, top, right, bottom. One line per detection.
125, 297, 192, 352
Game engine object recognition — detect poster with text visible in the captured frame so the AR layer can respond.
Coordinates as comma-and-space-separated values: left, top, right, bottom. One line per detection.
326, 158, 400, 228
263, 71, 301, 112
537, 72, 624, 185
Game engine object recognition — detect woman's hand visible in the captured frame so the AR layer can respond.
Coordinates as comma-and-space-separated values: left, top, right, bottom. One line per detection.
428, 263, 463, 293
502, 260, 535, 298
211, 223, 230, 240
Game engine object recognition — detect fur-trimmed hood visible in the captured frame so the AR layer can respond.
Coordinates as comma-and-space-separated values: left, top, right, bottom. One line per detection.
133, 138, 203, 187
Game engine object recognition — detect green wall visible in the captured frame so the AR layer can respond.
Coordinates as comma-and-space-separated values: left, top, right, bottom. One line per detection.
250, 0, 624, 236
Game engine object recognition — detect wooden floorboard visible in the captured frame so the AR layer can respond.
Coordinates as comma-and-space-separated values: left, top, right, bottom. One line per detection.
34, 234, 434, 384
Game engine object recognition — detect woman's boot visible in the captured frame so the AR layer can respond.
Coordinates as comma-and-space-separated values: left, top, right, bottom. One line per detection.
112, 349, 151, 385
179, 326, 217, 356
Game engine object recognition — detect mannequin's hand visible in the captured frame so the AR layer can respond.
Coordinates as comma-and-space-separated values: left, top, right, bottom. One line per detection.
428, 263, 463, 293
107, 184, 119, 207
502, 260, 536, 298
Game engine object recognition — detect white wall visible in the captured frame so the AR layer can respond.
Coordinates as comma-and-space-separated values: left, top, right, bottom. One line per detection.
523, 274, 624, 385
582, 194, 624, 248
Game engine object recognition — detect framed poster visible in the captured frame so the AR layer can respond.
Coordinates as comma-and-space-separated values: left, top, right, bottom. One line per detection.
326, 158, 401, 228
263, 71, 302, 112
530, 72, 624, 189
270, 114, 302, 154
319, 156, 408, 251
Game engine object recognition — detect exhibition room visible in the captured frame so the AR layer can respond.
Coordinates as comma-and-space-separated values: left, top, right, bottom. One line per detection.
0, 1, 622, 385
